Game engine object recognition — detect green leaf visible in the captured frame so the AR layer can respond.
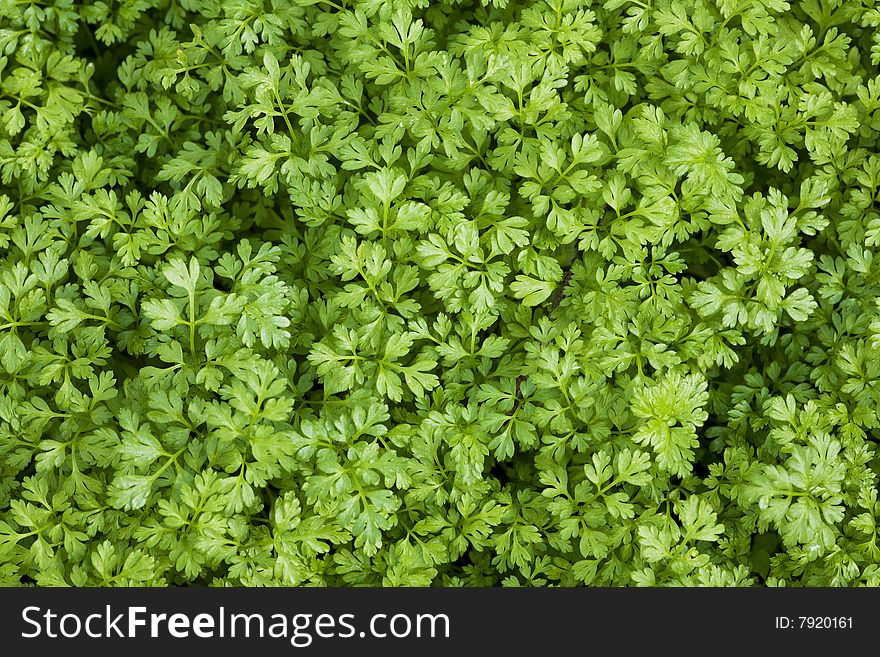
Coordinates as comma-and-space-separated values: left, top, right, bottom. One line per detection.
510, 276, 555, 306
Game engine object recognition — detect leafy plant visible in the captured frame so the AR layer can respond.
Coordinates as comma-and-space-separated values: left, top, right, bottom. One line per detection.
2, 0, 880, 587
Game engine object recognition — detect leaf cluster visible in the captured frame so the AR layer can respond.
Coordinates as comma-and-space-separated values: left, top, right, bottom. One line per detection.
2, 0, 880, 587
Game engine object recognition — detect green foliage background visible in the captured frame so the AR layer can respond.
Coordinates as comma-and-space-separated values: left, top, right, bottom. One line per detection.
2, 0, 880, 586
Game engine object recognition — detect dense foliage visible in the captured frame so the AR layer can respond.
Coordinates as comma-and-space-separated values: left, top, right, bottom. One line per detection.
2, 0, 880, 586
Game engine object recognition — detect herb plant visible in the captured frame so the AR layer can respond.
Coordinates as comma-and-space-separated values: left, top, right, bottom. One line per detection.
1, 0, 880, 586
